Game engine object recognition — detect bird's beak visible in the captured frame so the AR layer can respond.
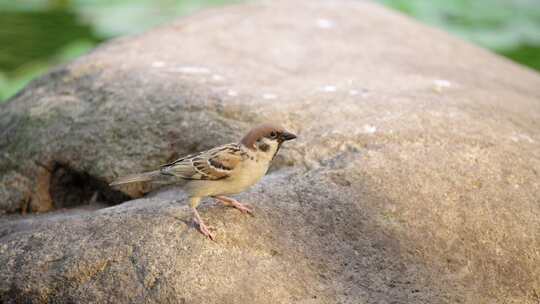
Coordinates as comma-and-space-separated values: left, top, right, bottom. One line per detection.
280, 131, 297, 141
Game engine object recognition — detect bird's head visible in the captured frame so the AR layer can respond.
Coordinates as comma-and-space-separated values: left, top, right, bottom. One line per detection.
240, 123, 296, 155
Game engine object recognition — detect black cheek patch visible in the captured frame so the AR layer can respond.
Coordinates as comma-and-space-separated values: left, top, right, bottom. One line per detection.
259, 142, 270, 152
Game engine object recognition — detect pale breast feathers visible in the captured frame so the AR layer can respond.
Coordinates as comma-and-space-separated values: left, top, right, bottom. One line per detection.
160, 144, 245, 180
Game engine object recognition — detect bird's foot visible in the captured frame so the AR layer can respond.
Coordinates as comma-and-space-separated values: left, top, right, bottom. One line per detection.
214, 196, 254, 215
192, 205, 215, 240
193, 218, 215, 240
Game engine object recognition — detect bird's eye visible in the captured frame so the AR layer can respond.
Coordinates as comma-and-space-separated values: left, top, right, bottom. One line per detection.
270, 131, 277, 138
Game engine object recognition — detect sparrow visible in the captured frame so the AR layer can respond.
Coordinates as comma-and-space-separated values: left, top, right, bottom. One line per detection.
110, 123, 297, 240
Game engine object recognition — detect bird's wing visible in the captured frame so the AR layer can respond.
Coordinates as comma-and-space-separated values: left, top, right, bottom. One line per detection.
160, 143, 246, 180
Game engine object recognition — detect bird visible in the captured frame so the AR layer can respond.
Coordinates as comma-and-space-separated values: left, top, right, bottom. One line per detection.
110, 123, 297, 240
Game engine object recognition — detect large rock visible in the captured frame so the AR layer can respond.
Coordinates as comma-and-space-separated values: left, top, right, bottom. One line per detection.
1, 0, 540, 303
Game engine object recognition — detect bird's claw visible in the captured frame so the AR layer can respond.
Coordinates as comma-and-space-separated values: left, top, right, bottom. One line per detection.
215, 196, 254, 216
193, 219, 215, 241
233, 202, 254, 215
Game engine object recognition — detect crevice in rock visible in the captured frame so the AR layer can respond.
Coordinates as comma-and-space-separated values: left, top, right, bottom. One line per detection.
49, 162, 131, 209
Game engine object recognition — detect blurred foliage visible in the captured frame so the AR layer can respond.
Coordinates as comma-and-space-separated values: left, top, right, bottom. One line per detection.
0, 0, 241, 101
379, 0, 540, 71
0, 0, 539, 102
380, 0, 540, 48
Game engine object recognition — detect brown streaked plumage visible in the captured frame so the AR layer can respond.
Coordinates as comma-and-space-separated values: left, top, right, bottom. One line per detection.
110, 123, 297, 240
160, 144, 245, 180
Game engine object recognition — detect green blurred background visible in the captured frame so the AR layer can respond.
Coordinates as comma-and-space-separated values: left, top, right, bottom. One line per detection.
1, 0, 539, 102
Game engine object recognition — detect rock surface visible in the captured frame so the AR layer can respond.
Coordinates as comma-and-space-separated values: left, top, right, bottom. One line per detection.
1, 0, 540, 303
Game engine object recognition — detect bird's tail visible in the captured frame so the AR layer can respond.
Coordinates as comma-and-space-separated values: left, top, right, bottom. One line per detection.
109, 170, 161, 186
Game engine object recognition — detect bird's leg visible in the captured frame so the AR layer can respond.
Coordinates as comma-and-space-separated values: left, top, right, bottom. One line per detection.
189, 197, 215, 240
192, 207, 215, 240
214, 196, 253, 215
